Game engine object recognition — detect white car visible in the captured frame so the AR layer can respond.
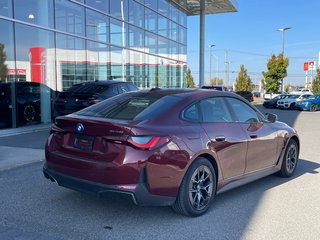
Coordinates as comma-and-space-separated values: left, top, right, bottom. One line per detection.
277, 94, 313, 109
264, 92, 287, 100
290, 88, 313, 95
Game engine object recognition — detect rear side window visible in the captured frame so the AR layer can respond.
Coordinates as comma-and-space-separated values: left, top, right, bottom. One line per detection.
199, 97, 232, 123
183, 104, 200, 122
77, 92, 182, 121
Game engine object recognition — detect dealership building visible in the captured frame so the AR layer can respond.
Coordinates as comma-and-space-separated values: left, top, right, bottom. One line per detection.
0, 0, 237, 129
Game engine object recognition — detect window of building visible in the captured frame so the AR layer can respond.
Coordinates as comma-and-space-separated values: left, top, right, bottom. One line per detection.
129, 0, 144, 28
110, 18, 127, 47
109, 0, 128, 21
55, 0, 85, 36
129, 25, 144, 49
87, 40, 110, 81
158, 0, 169, 17
145, 8, 157, 33
145, 0, 157, 10
0, 0, 12, 17
14, 0, 54, 28
86, 8, 110, 44
158, 14, 169, 38
85, 0, 109, 14
15, 23, 56, 126
56, 33, 86, 90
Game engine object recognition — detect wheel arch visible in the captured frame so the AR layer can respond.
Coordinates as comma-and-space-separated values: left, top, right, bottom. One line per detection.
290, 135, 300, 154
194, 153, 219, 185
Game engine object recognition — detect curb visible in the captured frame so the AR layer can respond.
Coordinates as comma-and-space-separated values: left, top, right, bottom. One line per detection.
0, 123, 52, 138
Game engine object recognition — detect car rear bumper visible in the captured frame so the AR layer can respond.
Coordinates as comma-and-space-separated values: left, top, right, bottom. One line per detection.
43, 166, 176, 206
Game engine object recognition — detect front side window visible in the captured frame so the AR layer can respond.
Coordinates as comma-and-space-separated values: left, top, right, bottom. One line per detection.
226, 98, 260, 123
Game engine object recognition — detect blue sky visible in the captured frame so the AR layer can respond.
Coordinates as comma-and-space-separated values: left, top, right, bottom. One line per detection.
187, 0, 320, 87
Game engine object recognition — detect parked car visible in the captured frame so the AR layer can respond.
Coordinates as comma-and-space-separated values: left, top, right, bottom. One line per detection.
201, 85, 226, 91
53, 80, 138, 118
235, 91, 254, 102
44, 88, 300, 217
0, 81, 55, 128
263, 94, 288, 108
295, 94, 320, 111
291, 87, 312, 95
277, 94, 313, 110
253, 92, 261, 98
263, 91, 287, 100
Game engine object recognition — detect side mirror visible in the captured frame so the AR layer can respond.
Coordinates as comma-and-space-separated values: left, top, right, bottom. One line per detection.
265, 113, 277, 123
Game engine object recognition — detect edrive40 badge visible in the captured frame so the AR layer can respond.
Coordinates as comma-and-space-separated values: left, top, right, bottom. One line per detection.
76, 123, 84, 133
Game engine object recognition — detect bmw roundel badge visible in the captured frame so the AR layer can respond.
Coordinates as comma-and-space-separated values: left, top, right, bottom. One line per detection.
76, 123, 84, 133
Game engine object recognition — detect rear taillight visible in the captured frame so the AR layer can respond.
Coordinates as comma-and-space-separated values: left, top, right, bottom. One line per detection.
127, 136, 170, 150
103, 135, 170, 150
50, 125, 66, 135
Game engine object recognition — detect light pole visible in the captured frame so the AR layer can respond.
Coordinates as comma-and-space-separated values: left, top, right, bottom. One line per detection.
277, 27, 291, 92
208, 44, 215, 85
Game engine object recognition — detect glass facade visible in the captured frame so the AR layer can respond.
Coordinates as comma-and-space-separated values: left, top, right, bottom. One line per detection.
0, 0, 187, 129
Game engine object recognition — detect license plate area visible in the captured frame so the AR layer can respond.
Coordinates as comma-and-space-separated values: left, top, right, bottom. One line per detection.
74, 134, 94, 151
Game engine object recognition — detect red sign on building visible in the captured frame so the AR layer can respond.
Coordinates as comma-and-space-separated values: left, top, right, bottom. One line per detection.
7, 69, 27, 75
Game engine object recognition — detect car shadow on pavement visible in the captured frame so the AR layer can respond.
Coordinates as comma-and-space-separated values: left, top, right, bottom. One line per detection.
1, 157, 319, 240
39, 158, 319, 239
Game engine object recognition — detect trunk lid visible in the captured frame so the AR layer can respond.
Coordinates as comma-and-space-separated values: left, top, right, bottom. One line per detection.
51, 115, 135, 162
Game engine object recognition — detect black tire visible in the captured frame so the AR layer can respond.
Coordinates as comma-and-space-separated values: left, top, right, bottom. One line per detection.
23, 104, 36, 122
172, 157, 216, 217
310, 104, 317, 112
289, 103, 295, 110
278, 139, 299, 178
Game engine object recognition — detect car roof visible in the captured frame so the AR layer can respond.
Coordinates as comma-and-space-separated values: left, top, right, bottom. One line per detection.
74, 80, 134, 86
129, 88, 241, 100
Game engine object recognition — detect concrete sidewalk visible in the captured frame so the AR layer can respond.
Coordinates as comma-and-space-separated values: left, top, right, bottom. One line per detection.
0, 123, 52, 171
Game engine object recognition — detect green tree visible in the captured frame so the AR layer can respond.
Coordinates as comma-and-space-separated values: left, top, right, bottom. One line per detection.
0, 43, 8, 81
210, 77, 223, 86
185, 68, 195, 88
312, 68, 320, 94
234, 65, 253, 91
262, 53, 289, 94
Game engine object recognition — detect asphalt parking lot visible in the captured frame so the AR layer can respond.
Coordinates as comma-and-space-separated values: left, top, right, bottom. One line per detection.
0, 105, 319, 240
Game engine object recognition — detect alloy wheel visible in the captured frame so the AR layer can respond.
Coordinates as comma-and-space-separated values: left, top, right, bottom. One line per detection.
286, 143, 298, 174
24, 105, 36, 122
188, 165, 214, 211
310, 104, 317, 112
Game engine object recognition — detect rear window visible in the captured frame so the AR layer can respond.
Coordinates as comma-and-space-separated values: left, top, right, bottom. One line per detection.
76, 92, 183, 121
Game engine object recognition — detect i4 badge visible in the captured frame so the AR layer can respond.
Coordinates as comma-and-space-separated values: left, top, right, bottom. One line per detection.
76, 123, 84, 133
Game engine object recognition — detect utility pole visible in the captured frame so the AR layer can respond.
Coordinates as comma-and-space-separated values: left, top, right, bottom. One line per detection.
208, 44, 215, 85
277, 27, 291, 92
225, 50, 230, 88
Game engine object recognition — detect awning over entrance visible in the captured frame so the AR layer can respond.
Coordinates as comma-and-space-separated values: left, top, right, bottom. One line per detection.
186, 0, 238, 16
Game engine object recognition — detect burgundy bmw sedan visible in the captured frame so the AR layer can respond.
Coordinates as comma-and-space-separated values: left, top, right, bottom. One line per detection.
43, 88, 299, 217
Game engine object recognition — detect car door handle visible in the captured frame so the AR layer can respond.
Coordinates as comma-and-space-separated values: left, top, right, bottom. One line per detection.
250, 134, 258, 139
215, 136, 226, 142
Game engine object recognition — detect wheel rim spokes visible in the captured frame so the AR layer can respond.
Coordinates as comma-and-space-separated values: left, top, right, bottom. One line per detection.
24, 106, 35, 122
189, 166, 213, 211
286, 145, 297, 172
